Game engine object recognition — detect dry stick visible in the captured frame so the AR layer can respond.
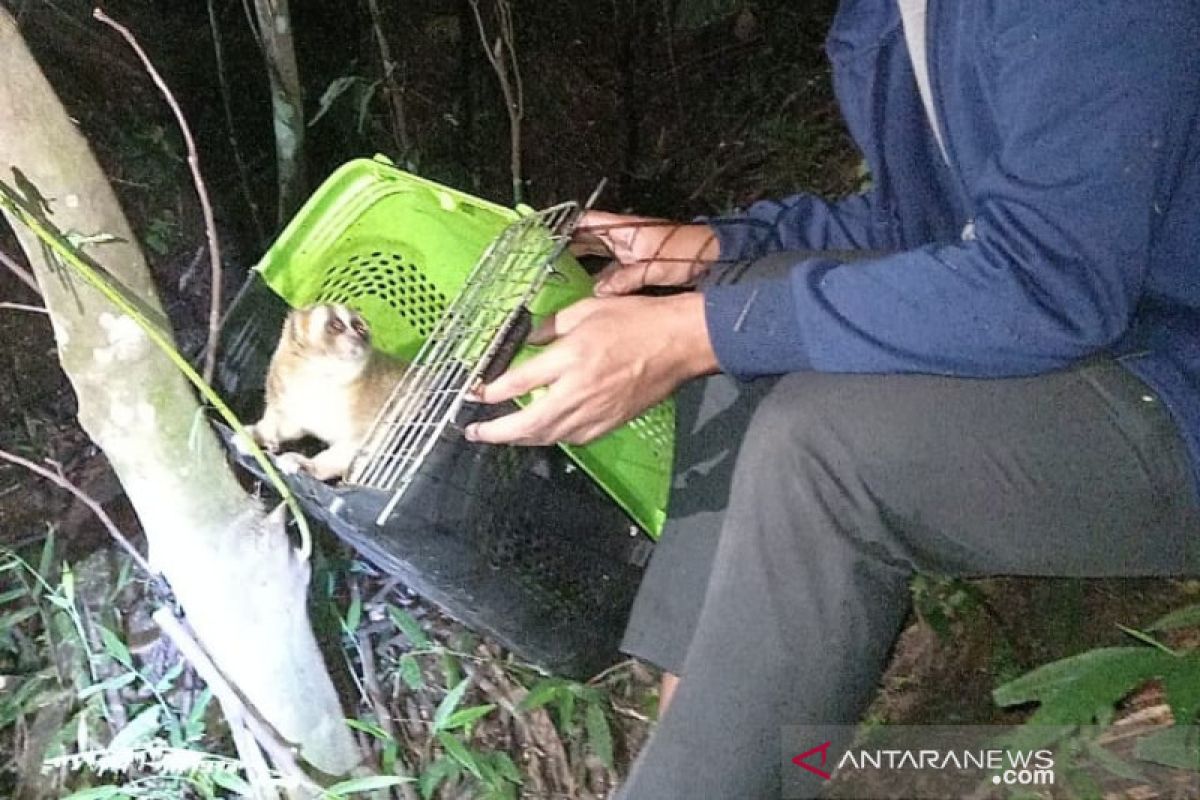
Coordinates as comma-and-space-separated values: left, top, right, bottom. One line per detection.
0, 302, 47, 314
206, 0, 266, 244
469, 0, 524, 205
365, 0, 412, 161
0, 447, 154, 579
0, 245, 42, 295
154, 608, 323, 798
92, 8, 224, 386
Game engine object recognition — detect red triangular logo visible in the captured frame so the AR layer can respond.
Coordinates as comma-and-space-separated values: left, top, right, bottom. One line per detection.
792, 741, 833, 780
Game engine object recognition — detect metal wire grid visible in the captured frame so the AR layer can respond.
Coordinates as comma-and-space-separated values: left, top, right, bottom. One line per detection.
347, 202, 582, 524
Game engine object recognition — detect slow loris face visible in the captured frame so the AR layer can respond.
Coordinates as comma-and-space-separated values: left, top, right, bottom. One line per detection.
288, 303, 373, 369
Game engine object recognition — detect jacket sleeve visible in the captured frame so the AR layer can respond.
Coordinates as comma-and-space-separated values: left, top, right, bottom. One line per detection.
705, 191, 895, 260
703, 2, 1196, 380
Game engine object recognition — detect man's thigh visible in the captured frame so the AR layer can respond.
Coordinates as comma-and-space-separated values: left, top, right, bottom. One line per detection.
754, 360, 1200, 577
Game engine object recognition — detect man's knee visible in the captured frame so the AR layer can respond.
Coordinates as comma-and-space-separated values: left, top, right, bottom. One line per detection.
736, 372, 870, 475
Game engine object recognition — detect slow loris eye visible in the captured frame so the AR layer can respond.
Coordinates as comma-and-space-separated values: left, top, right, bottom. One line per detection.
351, 319, 368, 337
328, 317, 346, 334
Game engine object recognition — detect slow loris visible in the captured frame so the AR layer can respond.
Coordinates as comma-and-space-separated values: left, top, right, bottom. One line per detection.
245, 303, 409, 481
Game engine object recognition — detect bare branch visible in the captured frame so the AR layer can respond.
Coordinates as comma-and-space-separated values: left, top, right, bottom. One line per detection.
92, 8, 224, 385
0, 301, 47, 314
469, 0, 525, 204
0, 446, 154, 579
0, 245, 41, 295
153, 608, 324, 799
365, 0, 412, 161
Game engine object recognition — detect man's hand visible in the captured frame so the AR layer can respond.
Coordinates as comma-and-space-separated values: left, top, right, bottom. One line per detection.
573, 211, 720, 296
465, 293, 717, 446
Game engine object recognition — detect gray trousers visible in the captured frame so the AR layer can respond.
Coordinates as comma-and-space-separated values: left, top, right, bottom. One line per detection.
616, 259, 1200, 799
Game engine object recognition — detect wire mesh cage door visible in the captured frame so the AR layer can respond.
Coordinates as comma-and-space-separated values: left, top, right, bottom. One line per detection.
347, 202, 582, 523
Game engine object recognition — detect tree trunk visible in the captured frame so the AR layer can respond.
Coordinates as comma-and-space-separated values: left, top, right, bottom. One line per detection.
253, 0, 307, 224
0, 9, 359, 778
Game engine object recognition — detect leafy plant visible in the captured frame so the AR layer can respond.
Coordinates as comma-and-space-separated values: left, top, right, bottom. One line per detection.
993, 611, 1200, 794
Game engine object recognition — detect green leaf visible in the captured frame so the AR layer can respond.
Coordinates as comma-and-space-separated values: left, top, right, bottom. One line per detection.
209, 768, 254, 796
1160, 652, 1200, 725
0, 606, 39, 629
77, 671, 138, 700
433, 677, 470, 733
491, 751, 522, 784
1149, 603, 1200, 632
437, 731, 483, 780
185, 687, 214, 741
993, 647, 1170, 725
325, 775, 414, 796
61, 563, 74, 605
60, 788, 128, 800
154, 659, 186, 693
518, 678, 566, 712
1116, 624, 1177, 656
109, 706, 162, 750
1084, 738, 1147, 782
399, 654, 424, 691
419, 756, 460, 800
389, 606, 432, 649
345, 718, 393, 742
586, 703, 614, 769
343, 594, 362, 635
99, 626, 133, 668
557, 691, 577, 733
0, 586, 29, 605
1134, 726, 1200, 771
442, 703, 496, 731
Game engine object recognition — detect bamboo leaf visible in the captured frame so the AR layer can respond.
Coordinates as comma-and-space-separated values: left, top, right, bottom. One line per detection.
99, 626, 133, 668
586, 703, 613, 769
433, 677, 470, 733
345, 718, 392, 742
419, 756, 459, 800
517, 678, 565, 712
77, 671, 138, 700
389, 606, 431, 649
325, 775, 414, 796
109, 706, 162, 750
209, 769, 254, 796
437, 731, 483, 779
441, 703, 496, 731
399, 653, 424, 691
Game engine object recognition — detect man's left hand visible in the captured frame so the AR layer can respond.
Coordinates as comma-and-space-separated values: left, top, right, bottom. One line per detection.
465, 293, 717, 446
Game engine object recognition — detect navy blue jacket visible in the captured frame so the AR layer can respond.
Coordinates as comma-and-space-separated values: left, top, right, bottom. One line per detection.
704, 0, 1200, 493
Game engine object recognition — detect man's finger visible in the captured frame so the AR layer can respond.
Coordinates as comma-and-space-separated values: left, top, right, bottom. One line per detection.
594, 264, 645, 296
526, 313, 560, 346
473, 349, 563, 404
465, 402, 559, 445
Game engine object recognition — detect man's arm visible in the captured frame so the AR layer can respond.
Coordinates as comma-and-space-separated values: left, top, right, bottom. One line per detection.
705, 2, 1198, 380
706, 191, 894, 263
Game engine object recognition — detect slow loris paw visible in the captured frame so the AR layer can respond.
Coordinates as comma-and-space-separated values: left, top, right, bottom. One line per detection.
274, 451, 312, 476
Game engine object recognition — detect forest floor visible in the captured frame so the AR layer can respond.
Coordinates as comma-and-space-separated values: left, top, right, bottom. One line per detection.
1, 1, 1198, 798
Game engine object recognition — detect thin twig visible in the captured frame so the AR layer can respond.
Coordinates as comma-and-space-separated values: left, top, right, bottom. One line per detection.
0, 447, 154, 579
153, 608, 322, 799
365, 0, 412, 161
93, 8, 224, 386
0, 302, 48, 314
206, 0, 266, 244
469, 0, 524, 204
0, 246, 42, 295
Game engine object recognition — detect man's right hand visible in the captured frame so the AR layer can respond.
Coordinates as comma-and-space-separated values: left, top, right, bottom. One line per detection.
572, 211, 720, 296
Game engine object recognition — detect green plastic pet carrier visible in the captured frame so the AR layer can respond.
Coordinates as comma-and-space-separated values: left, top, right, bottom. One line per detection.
216, 156, 674, 674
